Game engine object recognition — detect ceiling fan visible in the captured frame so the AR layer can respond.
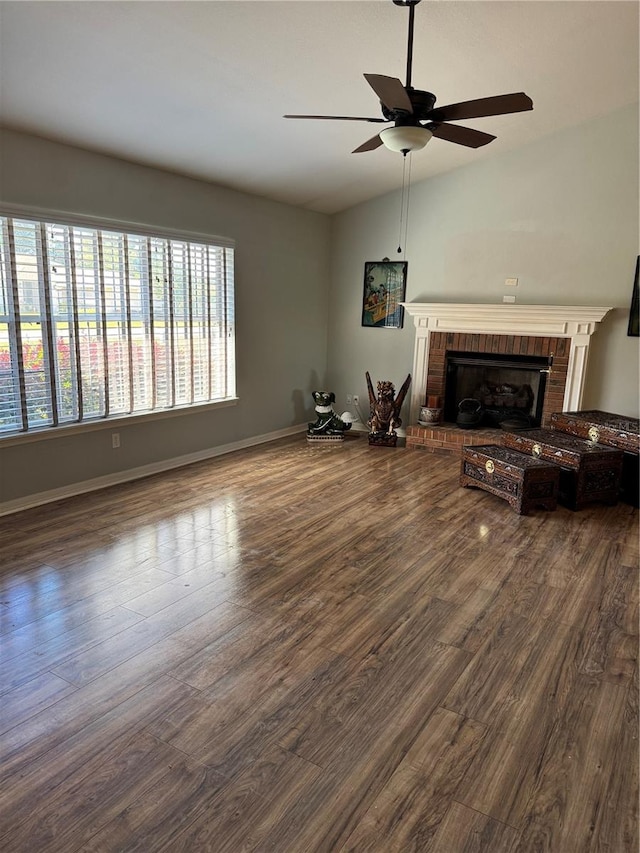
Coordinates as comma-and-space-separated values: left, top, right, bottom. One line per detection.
284, 0, 533, 155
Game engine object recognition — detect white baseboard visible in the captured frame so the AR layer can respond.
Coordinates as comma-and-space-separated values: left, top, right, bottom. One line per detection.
0, 423, 307, 517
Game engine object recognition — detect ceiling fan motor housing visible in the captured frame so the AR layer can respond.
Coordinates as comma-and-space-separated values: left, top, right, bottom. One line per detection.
381, 89, 436, 122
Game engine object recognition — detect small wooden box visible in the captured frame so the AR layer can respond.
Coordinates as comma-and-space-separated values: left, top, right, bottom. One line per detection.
550, 410, 639, 506
460, 444, 559, 515
502, 428, 623, 510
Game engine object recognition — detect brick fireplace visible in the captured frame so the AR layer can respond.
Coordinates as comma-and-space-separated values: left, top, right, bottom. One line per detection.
401, 303, 611, 453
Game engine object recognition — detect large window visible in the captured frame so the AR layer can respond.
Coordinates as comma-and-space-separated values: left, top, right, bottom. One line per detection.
0, 212, 235, 435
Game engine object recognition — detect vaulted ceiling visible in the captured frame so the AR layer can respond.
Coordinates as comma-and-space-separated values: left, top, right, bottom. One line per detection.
1, 1, 638, 213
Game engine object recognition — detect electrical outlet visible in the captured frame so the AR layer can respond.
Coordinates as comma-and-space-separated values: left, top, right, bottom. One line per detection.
505, 277, 518, 287
346, 394, 352, 405
353, 395, 359, 406
112, 432, 120, 449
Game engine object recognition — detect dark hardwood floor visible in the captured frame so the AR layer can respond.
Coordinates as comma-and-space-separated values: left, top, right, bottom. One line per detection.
0, 434, 637, 852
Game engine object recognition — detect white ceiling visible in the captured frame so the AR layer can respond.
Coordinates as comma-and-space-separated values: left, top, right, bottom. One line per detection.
0, 1, 638, 214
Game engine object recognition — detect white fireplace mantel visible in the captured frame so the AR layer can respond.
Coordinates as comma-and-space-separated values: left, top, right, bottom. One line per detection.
400, 302, 612, 424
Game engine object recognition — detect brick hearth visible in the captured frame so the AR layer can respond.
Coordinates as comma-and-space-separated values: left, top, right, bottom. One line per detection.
406, 423, 504, 453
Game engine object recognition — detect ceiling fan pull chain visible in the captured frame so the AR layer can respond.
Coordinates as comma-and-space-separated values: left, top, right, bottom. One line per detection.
403, 152, 413, 256
397, 153, 408, 254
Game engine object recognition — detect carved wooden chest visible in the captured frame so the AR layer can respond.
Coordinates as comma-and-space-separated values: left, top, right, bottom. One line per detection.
502, 428, 623, 510
460, 444, 560, 515
550, 410, 639, 506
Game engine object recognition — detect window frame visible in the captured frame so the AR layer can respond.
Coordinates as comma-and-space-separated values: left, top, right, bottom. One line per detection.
0, 204, 237, 442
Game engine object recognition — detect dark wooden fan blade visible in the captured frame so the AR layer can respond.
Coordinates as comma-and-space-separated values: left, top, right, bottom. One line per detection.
352, 134, 384, 154
426, 122, 496, 148
363, 74, 413, 114
428, 92, 533, 122
284, 114, 387, 123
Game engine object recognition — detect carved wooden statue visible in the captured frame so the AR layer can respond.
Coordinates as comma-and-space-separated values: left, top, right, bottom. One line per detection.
366, 372, 411, 446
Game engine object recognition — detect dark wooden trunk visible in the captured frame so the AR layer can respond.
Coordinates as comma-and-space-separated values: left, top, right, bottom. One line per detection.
502, 427, 623, 510
551, 410, 639, 506
460, 444, 559, 515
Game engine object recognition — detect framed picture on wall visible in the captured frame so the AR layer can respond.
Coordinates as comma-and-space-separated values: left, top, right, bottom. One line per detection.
628, 256, 639, 337
361, 260, 407, 329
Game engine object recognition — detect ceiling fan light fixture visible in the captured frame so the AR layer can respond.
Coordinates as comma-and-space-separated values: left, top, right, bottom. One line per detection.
380, 125, 433, 153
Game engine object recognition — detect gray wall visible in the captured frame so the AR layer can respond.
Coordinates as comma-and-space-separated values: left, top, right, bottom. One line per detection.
327, 104, 639, 423
0, 129, 331, 504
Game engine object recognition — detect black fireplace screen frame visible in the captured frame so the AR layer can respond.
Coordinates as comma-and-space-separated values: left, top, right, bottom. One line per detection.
444, 350, 550, 427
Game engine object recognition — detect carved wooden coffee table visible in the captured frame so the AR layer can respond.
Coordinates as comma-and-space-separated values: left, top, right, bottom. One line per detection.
460, 444, 560, 515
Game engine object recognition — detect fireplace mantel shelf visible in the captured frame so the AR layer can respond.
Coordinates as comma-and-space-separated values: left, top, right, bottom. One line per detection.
400, 303, 611, 337
400, 302, 612, 424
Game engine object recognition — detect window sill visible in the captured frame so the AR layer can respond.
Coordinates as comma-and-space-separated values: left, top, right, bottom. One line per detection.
0, 398, 239, 448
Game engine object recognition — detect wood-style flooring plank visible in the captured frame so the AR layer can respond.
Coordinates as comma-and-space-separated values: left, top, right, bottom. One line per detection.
0, 731, 187, 853
0, 546, 158, 617
78, 756, 229, 853
0, 670, 77, 735
442, 609, 564, 725
49, 592, 250, 687
0, 567, 176, 661
0, 610, 250, 787
0, 605, 145, 693
512, 677, 638, 852
247, 646, 472, 852
153, 745, 322, 853
146, 643, 346, 772
424, 801, 520, 852
448, 619, 637, 838
338, 708, 486, 852
0, 675, 198, 838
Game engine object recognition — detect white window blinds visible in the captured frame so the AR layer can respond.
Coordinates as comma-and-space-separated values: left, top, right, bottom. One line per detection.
0, 214, 235, 434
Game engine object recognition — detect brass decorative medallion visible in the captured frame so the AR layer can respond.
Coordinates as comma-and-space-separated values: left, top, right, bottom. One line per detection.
485, 460, 495, 473
532, 443, 542, 457
588, 426, 600, 442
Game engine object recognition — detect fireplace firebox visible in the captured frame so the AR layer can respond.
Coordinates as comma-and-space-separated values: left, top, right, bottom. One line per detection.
444, 351, 551, 428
